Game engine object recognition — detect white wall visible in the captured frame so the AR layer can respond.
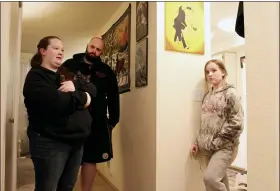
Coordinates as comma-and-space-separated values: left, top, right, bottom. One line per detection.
231, 46, 247, 170
95, 2, 157, 191
156, 2, 211, 191
63, 39, 90, 60
244, 2, 279, 191
212, 34, 245, 54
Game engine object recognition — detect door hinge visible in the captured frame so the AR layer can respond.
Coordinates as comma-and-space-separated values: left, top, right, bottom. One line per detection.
19, 1, 22, 8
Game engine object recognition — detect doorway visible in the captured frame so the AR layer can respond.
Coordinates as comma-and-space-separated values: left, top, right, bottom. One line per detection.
1, 2, 23, 191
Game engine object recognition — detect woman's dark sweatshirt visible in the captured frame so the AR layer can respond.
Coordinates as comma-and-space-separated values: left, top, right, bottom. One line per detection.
23, 66, 93, 144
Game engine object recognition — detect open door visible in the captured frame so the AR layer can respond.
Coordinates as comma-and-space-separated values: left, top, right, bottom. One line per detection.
0, 2, 22, 191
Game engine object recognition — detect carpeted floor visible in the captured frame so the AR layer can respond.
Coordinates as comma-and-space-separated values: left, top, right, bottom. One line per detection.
17, 157, 116, 191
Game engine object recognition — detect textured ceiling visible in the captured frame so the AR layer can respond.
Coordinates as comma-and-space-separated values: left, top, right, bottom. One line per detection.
21, 2, 122, 53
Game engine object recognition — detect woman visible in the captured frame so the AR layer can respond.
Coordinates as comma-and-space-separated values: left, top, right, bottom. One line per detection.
23, 36, 96, 191
190, 59, 243, 191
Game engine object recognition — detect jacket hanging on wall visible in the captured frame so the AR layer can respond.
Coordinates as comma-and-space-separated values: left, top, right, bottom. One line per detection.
235, 2, 245, 38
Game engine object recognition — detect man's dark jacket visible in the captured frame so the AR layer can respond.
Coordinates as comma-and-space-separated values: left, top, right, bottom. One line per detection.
61, 53, 120, 128
60, 53, 120, 162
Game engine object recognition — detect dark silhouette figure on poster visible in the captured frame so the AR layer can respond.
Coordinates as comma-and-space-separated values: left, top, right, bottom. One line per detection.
173, 6, 194, 49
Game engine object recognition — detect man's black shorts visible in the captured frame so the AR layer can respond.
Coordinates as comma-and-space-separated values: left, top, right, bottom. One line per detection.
82, 122, 113, 164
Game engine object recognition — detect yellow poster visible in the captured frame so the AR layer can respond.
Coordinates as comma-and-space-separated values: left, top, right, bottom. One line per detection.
165, 2, 205, 55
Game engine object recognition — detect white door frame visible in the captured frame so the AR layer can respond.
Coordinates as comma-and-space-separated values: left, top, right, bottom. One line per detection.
1, 2, 22, 191
0, 3, 12, 190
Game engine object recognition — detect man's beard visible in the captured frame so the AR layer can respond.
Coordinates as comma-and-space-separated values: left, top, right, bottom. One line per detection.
85, 49, 100, 64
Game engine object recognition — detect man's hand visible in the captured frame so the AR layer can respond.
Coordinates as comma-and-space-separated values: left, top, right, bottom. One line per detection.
58, 81, 75, 92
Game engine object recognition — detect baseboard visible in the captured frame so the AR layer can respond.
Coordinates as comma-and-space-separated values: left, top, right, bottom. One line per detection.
96, 169, 119, 191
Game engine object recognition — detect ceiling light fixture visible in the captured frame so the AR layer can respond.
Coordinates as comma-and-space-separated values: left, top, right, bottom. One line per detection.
217, 17, 236, 33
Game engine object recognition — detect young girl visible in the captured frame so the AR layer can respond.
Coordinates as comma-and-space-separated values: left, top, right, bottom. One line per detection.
190, 59, 244, 191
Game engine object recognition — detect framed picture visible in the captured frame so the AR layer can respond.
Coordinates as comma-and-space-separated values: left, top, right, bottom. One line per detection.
101, 4, 131, 94
165, 2, 205, 55
136, 2, 148, 42
135, 37, 148, 87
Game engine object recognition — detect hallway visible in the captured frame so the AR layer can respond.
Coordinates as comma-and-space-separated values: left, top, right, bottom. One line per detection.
1, 2, 278, 191
17, 157, 245, 191
17, 157, 116, 191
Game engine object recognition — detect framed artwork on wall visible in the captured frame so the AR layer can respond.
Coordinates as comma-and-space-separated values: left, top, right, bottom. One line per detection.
165, 2, 205, 55
136, 2, 148, 42
135, 37, 148, 87
101, 4, 131, 94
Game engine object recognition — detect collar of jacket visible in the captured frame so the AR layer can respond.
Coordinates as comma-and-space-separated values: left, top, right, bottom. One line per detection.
72, 53, 103, 64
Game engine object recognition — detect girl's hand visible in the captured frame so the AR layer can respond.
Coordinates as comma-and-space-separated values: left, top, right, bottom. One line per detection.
190, 144, 198, 155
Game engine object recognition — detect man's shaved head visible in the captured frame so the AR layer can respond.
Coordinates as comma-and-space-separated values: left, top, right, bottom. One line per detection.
89, 36, 103, 42
88, 37, 104, 51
